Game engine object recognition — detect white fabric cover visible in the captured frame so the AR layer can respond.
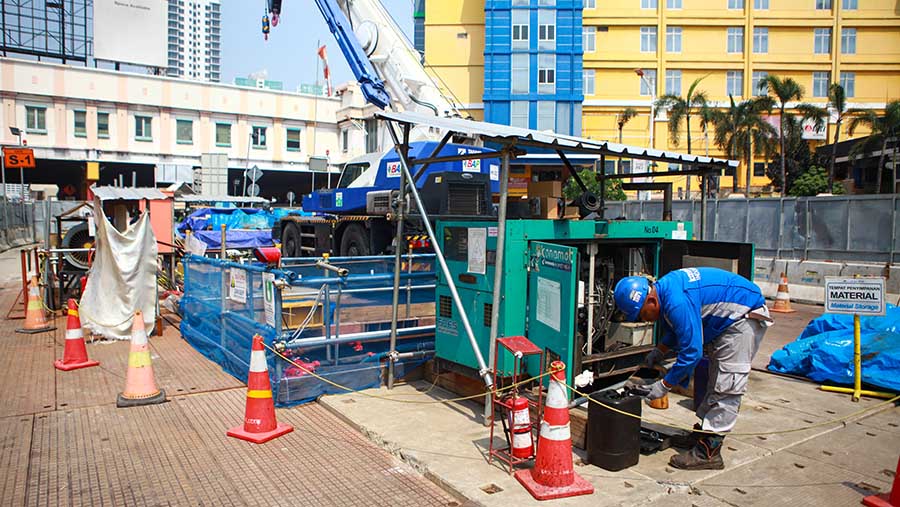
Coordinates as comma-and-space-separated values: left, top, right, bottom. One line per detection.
80, 200, 157, 340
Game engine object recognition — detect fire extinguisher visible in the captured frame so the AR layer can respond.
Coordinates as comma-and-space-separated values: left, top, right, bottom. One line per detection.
507, 394, 534, 459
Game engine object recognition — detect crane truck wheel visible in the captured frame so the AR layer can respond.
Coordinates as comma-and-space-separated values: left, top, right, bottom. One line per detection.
281, 222, 301, 257
339, 224, 370, 257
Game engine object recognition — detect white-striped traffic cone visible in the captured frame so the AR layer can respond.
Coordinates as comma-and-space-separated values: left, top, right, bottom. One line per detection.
514, 361, 594, 500
54, 299, 99, 371
770, 272, 795, 313
227, 334, 293, 444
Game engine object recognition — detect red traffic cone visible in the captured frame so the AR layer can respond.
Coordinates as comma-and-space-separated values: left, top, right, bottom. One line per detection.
863, 455, 900, 507
515, 361, 594, 500
16, 276, 55, 334
54, 299, 99, 371
227, 334, 293, 444
770, 272, 796, 313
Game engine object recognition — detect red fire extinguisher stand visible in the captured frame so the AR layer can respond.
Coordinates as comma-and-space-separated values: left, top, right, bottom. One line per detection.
488, 336, 545, 475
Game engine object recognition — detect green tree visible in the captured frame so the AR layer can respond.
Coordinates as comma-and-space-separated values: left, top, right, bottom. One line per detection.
765, 115, 813, 194
847, 100, 900, 194
655, 76, 709, 197
788, 166, 845, 197
711, 96, 777, 194
563, 169, 626, 201
616, 108, 638, 174
795, 83, 850, 193
760, 75, 804, 197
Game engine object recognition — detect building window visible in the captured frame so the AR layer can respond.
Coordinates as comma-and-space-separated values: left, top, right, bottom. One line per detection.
752, 71, 769, 96
512, 0, 528, 5
640, 26, 657, 53
840, 72, 855, 97
667, 0, 682, 8
25, 106, 47, 133
251, 126, 267, 148
666, 26, 682, 53
841, 28, 856, 54
536, 101, 555, 131
512, 9, 529, 49
727, 27, 744, 53
728, 0, 744, 9
584, 0, 596, 8
215, 123, 231, 146
754, 0, 768, 9
583, 69, 595, 95
73, 110, 87, 137
814, 28, 831, 55
816, 0, 831, 9
135, 115, 152, 141
510, 101, 529, 129
641, 0, 658, 8
842, 0, 857, 9
665, 70, 682, 95
538, 10, 556, 50
813, 72, 830, 97
753, 162, 766, 177
726, 70, 743, 97
97, 112, 110, 138
176, 119, 193, 144
341, 129, 350, 152
753, 27, 768, 54
511, 53, 530, 94
286, 128, 302, 151
639, 69, 657, 96
538, 53, 556, 94
583, 26, 596, 52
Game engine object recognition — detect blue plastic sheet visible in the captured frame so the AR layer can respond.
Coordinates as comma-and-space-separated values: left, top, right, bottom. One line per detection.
192, 230, 274, 249
768, 305, 900, 392
178, 207, 301, 234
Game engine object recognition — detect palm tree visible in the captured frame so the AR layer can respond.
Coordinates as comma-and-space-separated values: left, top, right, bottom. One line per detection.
615, 108, 637, 174
697, 105, 718, 195
847, 100, 900, 194
796, 84, 849, 193
655, 76, 709, 198
712, 96, 777, 194
760, 76, 804, 196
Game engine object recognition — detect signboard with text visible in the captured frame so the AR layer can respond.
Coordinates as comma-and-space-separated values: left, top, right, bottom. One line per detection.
825, 277, 885, 316
3, 147, 36, 168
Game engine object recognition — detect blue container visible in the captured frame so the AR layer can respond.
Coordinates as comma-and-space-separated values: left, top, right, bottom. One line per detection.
693, 357, 710, 410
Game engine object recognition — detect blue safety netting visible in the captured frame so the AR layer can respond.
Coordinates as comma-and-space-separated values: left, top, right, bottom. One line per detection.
768, 305, 900, 392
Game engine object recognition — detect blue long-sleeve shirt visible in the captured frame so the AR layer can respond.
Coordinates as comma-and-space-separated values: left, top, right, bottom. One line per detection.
656, 267, 766, 386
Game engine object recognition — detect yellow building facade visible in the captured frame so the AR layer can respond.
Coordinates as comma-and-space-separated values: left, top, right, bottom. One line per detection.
424, 0, 900, 194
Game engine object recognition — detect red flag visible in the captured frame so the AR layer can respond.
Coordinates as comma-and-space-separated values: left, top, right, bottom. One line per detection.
317, 45, 332, 96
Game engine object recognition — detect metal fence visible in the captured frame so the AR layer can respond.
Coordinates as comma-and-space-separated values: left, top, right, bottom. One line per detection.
605, 194, 900, 264
0, 201, 37, 250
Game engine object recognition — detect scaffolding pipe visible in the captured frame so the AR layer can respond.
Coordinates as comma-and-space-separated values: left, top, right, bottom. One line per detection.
485, 149, 511, 421
386, 122, 494, 388
283, 325, 435, 350
388, 124, 410, 390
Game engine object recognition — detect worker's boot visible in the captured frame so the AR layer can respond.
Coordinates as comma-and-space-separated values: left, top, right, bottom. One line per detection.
669, 434, 725, 470
670, 423, 703, 449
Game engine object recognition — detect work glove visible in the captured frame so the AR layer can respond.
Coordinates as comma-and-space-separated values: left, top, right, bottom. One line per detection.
643, 347, 665, 369
644, 379, 671, 401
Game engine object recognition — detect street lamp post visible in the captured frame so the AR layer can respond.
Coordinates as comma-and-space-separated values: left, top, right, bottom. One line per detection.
634, 69, 656, 150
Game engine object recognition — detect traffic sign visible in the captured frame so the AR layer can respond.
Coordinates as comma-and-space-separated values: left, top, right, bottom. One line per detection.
3, 147, 36, 169
825, 277, 885, 316
245, 165, 263, 182
247, 183, 260, 197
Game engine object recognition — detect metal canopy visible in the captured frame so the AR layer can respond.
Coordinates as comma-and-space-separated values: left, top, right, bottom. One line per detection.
90, 186, 168, 201
376, 110, 738, 168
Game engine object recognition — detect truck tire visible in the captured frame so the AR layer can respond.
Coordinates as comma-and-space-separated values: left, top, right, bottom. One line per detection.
282, 222, 301, 257
340, 223, 370, 256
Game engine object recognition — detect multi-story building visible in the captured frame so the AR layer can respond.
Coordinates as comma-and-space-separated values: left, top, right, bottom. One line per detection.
0, 58, 341, 202
167, 0, 222, 82
421, 0, 900, 193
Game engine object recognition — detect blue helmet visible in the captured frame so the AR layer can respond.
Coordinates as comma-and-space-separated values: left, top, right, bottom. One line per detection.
614, 276, 650, 322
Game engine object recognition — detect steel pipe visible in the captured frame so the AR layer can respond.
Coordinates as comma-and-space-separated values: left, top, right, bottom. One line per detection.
283, 325, 435, 350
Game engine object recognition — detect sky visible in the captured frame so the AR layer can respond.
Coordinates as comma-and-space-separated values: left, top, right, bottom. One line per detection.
220, 0, 415, 90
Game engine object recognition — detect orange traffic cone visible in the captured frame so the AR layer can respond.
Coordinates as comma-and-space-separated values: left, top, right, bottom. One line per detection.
227, 334, 293, 444
770, 272, 795, 313
54, 299, 99, 371
863, 455, 900, 507
116, 311, 166, 408
514, 361, 594, 500
16, 276, 55, 334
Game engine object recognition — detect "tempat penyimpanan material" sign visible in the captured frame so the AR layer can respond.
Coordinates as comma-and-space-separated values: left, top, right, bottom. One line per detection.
824, 277, 885, 316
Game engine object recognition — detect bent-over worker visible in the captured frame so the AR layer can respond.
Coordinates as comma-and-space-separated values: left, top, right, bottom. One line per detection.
614, 267, 772, 470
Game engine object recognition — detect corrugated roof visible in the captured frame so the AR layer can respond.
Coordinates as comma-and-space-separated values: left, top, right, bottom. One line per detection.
91, 186, 168, 201
177, 195, 269, 204
375, 111, 738, 168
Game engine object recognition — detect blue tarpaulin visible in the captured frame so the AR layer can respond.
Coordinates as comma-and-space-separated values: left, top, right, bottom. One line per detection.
178, 207, 303, 234
192, 230, 274, 249
768, 305, 900, 392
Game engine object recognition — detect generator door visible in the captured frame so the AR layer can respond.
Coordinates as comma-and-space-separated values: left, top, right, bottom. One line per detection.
659, 240, 755, 279
527, 241, 578, 390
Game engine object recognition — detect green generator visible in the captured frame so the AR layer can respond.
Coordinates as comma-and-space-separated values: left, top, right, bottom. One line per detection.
434, 219, 753, 390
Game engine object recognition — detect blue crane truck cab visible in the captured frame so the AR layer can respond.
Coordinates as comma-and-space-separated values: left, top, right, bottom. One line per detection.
274, 141, 500, 257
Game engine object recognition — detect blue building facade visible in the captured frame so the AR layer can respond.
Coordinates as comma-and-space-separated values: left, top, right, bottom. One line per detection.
483, 0, 583, 136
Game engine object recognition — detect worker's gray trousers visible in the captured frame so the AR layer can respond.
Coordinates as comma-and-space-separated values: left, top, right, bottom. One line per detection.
696, 318, 768, 433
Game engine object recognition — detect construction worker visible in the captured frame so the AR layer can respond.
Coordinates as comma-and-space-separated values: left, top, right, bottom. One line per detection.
614, 267, 772, 470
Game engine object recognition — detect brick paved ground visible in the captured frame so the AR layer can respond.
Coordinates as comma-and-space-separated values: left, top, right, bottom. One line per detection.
0, 285, 460, 507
